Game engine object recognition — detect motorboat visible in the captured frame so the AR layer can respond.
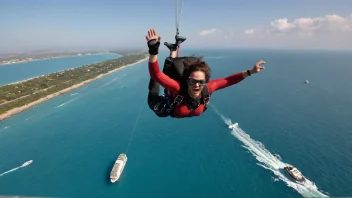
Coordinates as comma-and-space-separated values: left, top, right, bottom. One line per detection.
284, 165, 306, 183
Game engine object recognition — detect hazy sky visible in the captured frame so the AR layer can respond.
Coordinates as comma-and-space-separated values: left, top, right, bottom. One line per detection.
1, 0, 352, 53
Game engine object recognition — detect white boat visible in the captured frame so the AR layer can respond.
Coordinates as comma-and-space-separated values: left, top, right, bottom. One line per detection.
229, 123, 239, 129
22, 160, 33, 167
305, 80, 309, 84
110, 153, 127, 183
284, 165, 306, 183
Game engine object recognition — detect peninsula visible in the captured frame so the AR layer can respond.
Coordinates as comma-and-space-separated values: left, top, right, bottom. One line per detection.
0, 49, 140, 66
0, 52, 149, 121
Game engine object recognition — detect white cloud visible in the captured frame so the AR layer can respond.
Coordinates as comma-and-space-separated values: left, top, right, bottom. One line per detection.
241, 13, 352, 49
244, 29, 255, 35
199, 28, 218, 36
267, 14, 352, 36
270, 18, 295, 33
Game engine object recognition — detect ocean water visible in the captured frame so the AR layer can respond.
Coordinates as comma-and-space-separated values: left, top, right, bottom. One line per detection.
0, 53, 120, 86
0, 49, 351, 198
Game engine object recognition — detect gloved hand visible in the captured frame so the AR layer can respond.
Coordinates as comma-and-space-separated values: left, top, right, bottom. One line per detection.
146, 29, 161, 55
147, 39, 160, 55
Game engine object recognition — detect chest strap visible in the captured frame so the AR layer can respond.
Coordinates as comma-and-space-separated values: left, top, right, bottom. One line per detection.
166, 93, 184, 114
166, 85, 211, 115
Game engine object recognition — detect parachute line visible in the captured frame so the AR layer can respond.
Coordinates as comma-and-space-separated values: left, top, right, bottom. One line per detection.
125, 100, 146, 154
175, 0, 184, 35
176, 0, 178, 33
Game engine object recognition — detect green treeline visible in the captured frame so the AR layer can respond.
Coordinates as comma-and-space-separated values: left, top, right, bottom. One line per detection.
0, 52, 148, 115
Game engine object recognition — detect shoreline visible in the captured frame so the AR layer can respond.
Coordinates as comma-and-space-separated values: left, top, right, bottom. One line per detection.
0, 56, 148, 121
3, 54, 121, 86
0, 53, 120, 67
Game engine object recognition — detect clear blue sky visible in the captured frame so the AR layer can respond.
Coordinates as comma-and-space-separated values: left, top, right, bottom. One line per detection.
1, 0, 352, 53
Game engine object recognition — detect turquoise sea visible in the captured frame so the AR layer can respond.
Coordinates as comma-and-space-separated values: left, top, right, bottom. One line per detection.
0, 49, 351, 198
0, 53, 120, 86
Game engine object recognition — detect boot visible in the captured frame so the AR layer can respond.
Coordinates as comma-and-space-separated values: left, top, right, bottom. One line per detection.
164, 42, 177, 51
175, 35, 186, 46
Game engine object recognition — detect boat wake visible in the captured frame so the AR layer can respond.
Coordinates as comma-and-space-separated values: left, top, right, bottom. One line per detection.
100, 77, 119, 89
54, 97, 79, 108
25, 116, 34, 121
211, 106, 328, 197
0, 125, 11, 132
0, 167, 21, 177
0, 160, 33, 178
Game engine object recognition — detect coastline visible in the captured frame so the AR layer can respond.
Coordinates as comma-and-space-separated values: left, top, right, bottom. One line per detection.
0, 56, 148, 121
0, 53, 119, 67
4, 54, 121, 86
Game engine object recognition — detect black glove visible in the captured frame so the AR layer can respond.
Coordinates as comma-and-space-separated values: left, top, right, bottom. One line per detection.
147, 39, 160, 55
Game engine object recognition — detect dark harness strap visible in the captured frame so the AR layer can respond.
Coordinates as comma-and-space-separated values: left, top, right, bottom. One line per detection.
167, 85, 211, 117
166, 93, 183, 114
202, 85, 210, 111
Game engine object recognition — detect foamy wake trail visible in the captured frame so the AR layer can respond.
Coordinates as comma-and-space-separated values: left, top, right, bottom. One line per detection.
55, 97, 79, 108
25, 116, 34, 121
0, 126, 11, 132
211, 106, 329, 197
0, 161, 32, 177
99, 77, 119, 89
0, 166, 21, 177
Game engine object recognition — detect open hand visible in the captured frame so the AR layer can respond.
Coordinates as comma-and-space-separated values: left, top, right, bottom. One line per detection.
251, 60, 266, 74
146, 29, 161, 42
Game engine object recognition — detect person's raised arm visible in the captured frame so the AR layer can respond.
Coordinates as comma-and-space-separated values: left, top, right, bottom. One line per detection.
207, 60, 266, 93
146, 29, 180, 95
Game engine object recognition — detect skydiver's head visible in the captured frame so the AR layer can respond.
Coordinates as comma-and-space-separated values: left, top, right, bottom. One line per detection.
183, 57, 211, 99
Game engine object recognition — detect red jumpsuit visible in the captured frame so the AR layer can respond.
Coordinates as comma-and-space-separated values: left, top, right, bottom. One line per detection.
148, 60, 245, 118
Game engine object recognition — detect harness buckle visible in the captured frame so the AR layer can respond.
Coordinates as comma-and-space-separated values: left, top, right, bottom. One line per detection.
174, 94, 183, 104
166, 94, 183, 113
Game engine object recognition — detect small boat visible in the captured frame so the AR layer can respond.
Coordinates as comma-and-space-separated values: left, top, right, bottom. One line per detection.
284, 165, 306, 183
305, 80, 309, 84
110, 153, 127, 183
22, 160, 33, 167
229, 123, 239, 129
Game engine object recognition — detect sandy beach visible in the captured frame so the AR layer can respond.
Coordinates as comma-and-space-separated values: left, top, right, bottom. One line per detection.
0, 53, 119, 67
0, 56, 148, 121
